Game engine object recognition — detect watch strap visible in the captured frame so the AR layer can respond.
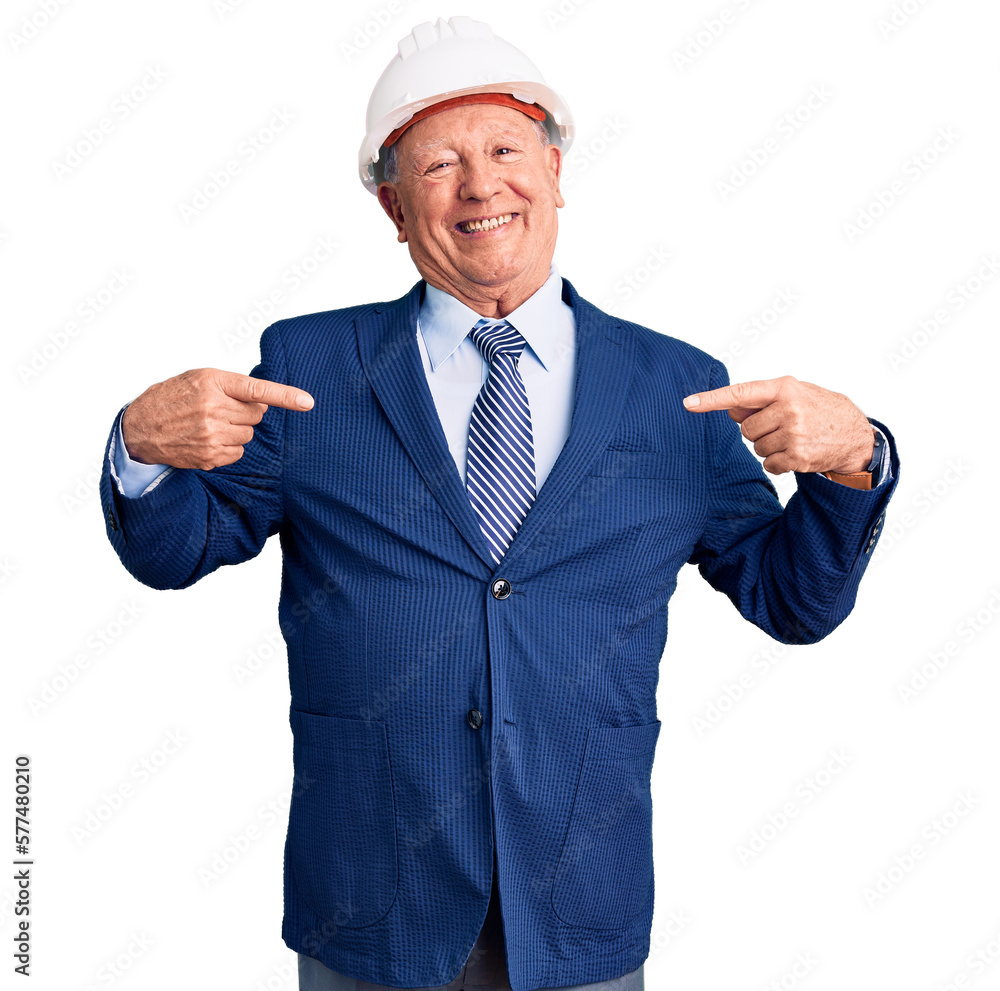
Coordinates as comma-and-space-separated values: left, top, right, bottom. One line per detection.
821, 426, 881, 490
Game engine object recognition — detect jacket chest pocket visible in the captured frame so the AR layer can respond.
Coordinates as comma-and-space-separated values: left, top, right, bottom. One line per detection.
551, 720, 661, 930
587, 449, 687, 479
581, 450, 703, 547
287, 710, 398, 928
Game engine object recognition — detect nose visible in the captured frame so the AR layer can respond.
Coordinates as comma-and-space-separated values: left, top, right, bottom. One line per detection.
460, 154, 501, 201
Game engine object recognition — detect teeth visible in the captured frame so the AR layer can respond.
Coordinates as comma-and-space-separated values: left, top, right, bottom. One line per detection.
459, 213, 513, 233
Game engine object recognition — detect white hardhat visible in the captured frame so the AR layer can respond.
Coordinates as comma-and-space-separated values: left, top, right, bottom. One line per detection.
358, 16, 574, 194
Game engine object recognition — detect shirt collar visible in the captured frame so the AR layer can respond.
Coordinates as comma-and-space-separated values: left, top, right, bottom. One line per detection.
418, 264, 565, 372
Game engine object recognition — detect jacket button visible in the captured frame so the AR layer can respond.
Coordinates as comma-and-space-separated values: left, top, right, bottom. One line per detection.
467, 708, 483, 730
491, 578, 511, 600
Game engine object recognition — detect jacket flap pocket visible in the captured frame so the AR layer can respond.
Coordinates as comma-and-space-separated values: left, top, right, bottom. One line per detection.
290, 708, 384, 755
584, 720, 661, 762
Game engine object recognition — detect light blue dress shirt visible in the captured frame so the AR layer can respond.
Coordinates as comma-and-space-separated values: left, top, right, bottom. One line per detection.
110, 264, 890, 497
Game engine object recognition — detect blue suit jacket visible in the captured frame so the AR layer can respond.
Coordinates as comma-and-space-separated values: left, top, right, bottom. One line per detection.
100, 278, 898, 991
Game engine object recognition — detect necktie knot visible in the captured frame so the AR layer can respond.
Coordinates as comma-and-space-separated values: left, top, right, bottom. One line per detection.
469, 318, 526, 366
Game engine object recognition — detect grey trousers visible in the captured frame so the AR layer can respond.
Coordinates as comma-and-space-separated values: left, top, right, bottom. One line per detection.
297, 860, 644, 991
297, 953, 643, 991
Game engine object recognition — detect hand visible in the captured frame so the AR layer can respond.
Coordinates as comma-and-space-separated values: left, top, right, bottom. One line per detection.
121, 368, 314, 470
682, 375, 874, 475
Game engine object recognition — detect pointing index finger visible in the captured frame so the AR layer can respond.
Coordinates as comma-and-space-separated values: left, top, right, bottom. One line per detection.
682, 378, 784, 412
219, 371, 314, 411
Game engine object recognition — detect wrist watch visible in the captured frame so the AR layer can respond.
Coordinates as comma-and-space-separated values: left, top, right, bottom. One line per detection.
822, 427, 884, 491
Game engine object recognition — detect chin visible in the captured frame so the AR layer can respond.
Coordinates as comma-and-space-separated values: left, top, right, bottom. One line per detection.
464, 267, 518, 286
459, 256, 531, 287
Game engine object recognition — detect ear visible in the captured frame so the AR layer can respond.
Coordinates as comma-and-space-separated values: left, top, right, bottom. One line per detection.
377, 182, 408, 243
545, 144, 565, 209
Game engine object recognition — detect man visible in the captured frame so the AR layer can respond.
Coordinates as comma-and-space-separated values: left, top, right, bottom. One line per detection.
100, 16, 898, 991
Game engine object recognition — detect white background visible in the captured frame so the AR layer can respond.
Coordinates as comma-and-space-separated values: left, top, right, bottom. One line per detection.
3, 1, 998, 989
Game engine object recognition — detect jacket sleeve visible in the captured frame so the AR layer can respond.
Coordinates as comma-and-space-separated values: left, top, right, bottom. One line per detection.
687, 359, 900, 644
99, 324, 288, 590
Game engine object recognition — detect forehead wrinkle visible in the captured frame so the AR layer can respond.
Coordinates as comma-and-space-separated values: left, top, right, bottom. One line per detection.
488, 126, 533, 143
407, 115, 537, 151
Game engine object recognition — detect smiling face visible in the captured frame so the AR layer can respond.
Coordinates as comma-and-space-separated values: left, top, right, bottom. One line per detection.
376, 103, 565, 317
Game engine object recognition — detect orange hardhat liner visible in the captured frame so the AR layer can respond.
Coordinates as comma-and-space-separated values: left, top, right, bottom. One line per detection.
383, 93, 547, 148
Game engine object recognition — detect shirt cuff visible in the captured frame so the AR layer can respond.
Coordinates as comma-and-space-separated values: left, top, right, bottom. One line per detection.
110, 405, 174, 499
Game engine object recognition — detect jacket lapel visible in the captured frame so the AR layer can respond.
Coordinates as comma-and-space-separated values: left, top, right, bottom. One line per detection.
357, 282, 495, 570
497, 278, 635, 570
355, 278, 636, 573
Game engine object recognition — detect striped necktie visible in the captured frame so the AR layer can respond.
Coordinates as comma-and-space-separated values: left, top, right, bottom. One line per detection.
466, 318, 537, 565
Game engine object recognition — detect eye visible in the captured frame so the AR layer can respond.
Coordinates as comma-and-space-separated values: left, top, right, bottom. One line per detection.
496, 147, 513, 156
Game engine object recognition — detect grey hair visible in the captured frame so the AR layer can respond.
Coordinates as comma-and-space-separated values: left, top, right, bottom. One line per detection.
379, 116, 551, 185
